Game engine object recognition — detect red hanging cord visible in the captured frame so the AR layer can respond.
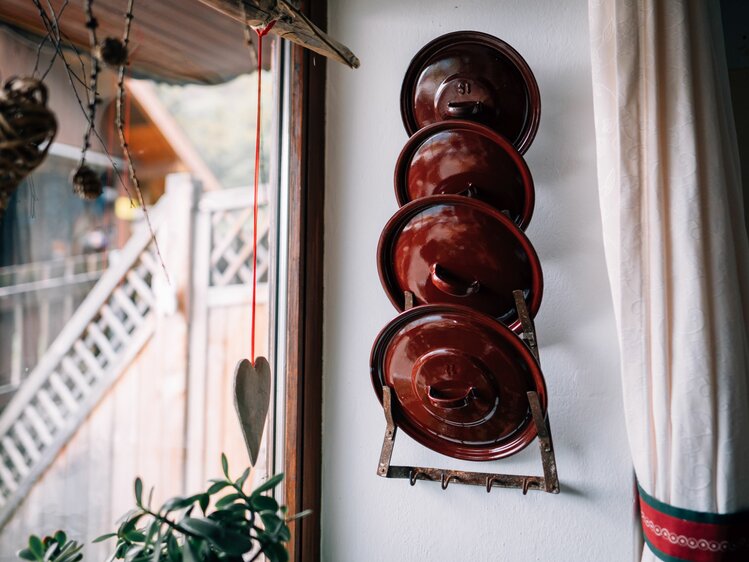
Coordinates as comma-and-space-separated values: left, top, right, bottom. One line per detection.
251, 21, 276, 362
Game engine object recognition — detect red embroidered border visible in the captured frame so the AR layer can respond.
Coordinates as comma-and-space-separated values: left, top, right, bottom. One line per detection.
638, 486, 749, 562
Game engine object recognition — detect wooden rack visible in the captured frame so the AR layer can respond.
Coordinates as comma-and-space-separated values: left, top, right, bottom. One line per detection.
375, 291, 560, 494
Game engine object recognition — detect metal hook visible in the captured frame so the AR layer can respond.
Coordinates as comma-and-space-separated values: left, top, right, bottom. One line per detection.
522, 477, 531, 495
441, 472, 458, 490
486, 476, 499, 493
409, 469, 420, 486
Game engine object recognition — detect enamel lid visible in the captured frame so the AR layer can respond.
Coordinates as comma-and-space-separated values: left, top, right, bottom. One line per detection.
377, 195, 543, 332
400, 31, 541, 154
370, 304, 547, 460
394, 120, 535, 228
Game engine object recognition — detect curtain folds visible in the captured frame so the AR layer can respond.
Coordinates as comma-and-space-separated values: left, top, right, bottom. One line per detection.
588, 1, 749, 560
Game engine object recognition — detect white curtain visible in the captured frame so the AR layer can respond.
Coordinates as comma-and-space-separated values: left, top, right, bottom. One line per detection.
588, 0, 749, 560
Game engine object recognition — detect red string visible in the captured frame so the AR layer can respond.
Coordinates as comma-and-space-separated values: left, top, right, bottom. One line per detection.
251, 20, 276, 362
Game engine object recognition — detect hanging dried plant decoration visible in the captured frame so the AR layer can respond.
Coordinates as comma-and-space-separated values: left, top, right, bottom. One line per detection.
71, 163, 103, 200
0, 77, 57, 213
95, 36, 128, 67
115, 0, 169, 282
71, 0, 103, 200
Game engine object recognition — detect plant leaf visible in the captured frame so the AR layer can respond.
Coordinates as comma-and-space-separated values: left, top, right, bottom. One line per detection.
215, 493, 243, 509
235, 468, 250, 491
134, 478, 144, 506
53, 531, 67, 547
17, 549, 36, 561
264, 542, 289, 562
206, 481, 230, 495
250, 494, 279, 512
166, 533, 180, 562
250, 473, 284, 497
93, 533, 117, 543
221, 454, 229, 478
182, 540, 199, 562
161, 495, 200, 513
198, 493, 209, 514
179, 518, 251, 556
28, 536, 44, 559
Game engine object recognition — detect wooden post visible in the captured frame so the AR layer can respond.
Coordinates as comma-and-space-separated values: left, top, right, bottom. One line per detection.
185, 176, 210, 493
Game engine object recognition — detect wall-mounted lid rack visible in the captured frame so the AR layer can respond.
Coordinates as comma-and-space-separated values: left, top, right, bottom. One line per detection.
375, 291, 560, 494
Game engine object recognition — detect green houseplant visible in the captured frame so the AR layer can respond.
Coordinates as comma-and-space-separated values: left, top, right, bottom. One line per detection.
18, 455, 305, 562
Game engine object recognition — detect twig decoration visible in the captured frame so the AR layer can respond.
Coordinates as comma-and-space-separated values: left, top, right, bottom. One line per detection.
31, 0, 134, 204
115, 0, 169, 282
72, 0, 103, 200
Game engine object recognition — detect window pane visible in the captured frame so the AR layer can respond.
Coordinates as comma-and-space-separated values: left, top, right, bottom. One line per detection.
0, 24, 285, 560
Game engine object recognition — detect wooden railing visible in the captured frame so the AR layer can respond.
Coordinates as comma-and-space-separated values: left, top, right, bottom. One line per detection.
0, 253, 109, 400
0, 253, 108, 291
0, 197, 171, 524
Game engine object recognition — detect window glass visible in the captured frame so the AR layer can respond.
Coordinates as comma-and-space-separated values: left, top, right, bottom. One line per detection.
0, 24, 284, 560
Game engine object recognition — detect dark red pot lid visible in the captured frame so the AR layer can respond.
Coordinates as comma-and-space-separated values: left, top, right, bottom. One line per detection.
400, 31, 541, 154
394, 120, 535, 229
377, 195, 543, 332
370, 304, 547, 461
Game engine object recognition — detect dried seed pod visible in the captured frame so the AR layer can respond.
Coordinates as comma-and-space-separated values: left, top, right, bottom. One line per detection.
71, 164, 103, 200
0, 77, 58, 212
95, 37, 128, 67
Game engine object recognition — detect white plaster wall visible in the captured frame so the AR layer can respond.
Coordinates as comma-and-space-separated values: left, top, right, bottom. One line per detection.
323, 1, 637, 560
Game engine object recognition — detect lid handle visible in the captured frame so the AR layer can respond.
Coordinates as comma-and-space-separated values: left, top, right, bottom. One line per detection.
446, 100, 483, 118
430, 263, 480, 297
427, 385, 475, 410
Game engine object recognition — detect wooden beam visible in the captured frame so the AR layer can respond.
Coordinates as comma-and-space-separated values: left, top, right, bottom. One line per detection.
127, 80, 223, 191
196, 0, 359, 69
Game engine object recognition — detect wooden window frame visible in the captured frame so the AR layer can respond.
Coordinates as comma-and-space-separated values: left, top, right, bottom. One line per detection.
283, 1, 326, 560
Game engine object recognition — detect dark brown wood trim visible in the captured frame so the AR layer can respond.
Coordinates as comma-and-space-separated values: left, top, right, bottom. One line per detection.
284, 0, 326, 560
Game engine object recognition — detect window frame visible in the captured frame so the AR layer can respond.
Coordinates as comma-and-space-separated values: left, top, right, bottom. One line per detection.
282, 1, 327, 559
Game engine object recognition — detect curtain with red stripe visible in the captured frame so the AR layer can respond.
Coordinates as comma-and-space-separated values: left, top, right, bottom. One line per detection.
587, 1, 749, 560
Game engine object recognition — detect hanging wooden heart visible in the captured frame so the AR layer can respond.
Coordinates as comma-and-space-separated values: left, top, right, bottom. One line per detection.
233, 357, 272, 466
0, 77, 57, 213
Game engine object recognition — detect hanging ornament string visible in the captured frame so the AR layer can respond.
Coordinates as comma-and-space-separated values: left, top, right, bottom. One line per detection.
248, 20, 276, 362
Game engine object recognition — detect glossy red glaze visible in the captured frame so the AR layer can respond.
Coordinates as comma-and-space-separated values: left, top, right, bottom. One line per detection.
400, 31, 541, 154
370, 304, 547, 461
394, 120, 535, 228
377, 195, 543, 332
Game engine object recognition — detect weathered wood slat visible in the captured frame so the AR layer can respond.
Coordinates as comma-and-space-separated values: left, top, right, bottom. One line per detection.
0, 437, 28, 478
112, 288, 145, 328
73, 341, 106, 381
11, 423, 40, 463
99, 305, 132, 347
137, 251, 160, 278
61, 357, 92, 394
125, 271, 156, 309
87, 323, 118, 364
22, 407, 52, 446
216, 241, 255, 287
0, 459, 17, 494
210, 208, 252, 266
48, 373, 79, 415
35, 390, 65, 431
